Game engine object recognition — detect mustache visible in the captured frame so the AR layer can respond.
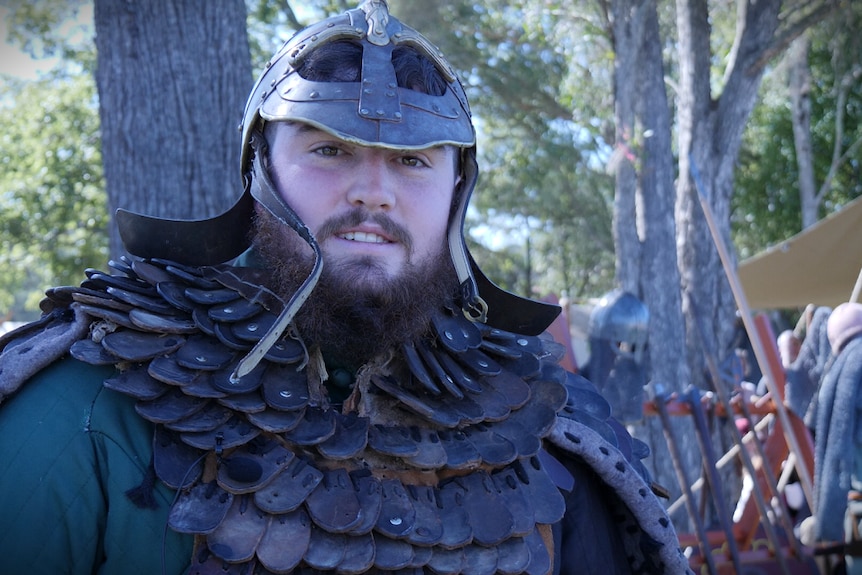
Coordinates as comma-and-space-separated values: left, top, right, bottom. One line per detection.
315, 208, 413, 252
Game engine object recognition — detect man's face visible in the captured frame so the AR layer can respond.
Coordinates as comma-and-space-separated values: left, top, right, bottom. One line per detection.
266, 122, 459, 287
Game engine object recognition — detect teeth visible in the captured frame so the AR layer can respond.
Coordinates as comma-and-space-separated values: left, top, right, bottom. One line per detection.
340, 231, 388, 243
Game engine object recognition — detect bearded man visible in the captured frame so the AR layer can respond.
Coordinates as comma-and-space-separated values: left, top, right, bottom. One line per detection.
0, 2, 689, 574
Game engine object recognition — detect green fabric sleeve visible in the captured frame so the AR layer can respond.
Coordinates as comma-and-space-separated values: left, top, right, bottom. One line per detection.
0, 355, 193, 575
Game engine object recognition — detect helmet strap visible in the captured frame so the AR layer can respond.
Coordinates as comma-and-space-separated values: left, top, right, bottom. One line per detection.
230, 134, 323, 382
449, 150, 487, 323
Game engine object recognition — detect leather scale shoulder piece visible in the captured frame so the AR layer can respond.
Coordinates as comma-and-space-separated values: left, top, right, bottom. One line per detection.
549, 374, 692, 574
32, 256, 683, 575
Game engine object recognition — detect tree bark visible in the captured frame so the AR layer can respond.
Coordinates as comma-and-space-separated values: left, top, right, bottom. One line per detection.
788, 36, 818, 229
93, 0, 253, 259
674, 0, 782, 526
675, 0, 781, 405
611, 0, 695, 522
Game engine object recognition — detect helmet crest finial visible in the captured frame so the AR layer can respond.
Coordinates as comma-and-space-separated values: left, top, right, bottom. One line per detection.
361, 0, 391, 46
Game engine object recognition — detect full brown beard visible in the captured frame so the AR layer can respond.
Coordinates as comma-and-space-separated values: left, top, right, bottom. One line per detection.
253, 208, 459, 370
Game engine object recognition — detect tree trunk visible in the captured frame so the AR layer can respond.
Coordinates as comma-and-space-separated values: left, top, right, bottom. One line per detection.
610, 0, 642, 291
788, 36, 819, 229
93, 0, 253, 260
612, 0, 696, 525
677, 0, 781, 374
675, 0, 782, 528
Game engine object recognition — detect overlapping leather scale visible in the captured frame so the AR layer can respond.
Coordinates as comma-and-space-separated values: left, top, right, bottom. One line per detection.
59, 257, 583, 573
557, 371, 654, 479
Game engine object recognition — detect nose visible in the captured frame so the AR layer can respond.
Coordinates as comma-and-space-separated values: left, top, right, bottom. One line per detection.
346, 154, 396, 210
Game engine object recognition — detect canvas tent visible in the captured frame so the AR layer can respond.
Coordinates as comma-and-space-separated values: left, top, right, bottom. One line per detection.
738, 195, 862, 310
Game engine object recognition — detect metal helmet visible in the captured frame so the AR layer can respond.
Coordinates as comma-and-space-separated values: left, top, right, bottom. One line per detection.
238, 0, 475, 174
827, 302, 862, 355
116, 0, 560, 371
588, 289, 649, 363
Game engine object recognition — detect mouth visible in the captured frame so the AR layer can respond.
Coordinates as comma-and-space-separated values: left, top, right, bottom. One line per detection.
337, 231, 393, 244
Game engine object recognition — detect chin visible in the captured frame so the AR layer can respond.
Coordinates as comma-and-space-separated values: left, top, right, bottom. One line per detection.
328, 255, 400, 286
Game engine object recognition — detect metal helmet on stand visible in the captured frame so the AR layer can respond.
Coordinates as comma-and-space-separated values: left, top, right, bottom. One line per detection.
589, 289, 649, 364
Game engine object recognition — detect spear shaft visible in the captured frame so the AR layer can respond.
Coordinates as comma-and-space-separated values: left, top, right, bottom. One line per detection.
688, 158, 814, 511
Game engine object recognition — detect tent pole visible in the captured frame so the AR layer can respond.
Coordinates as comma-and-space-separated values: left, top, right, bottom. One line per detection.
689, 157, 815, 511
851, 266, 862, 303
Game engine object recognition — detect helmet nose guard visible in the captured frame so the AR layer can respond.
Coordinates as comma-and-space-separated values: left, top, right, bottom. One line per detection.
117, 0, 560, 345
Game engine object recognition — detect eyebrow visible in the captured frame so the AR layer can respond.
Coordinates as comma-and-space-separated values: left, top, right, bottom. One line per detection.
286, 121, 453, 157
292, 122, 320, 134
283, 122, 326, 138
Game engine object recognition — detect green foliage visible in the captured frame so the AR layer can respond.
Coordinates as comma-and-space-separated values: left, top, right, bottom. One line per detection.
244, 0, 350, 72
245, 0, 301, 70
3, 0, 94, 70
733, 96, 803, 258
0, 69, 106, 320
0, 1, 104, 322
733, 8, 862, 259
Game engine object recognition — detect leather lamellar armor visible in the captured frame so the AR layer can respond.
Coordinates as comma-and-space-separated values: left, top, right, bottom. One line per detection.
21, 256, 683, 574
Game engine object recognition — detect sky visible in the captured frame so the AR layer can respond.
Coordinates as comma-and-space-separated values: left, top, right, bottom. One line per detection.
0, 9, 44, 79
0, 5, 93, 79
0, 48, 50, 78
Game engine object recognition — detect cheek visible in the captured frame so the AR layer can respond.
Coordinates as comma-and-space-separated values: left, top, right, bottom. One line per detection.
271, 169, 332, 231
412, 191, 454, 253
429, 206, 451, 236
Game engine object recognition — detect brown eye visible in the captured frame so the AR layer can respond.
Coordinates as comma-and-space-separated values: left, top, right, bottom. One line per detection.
401, 155, 425, 167
317, 146, 340, 157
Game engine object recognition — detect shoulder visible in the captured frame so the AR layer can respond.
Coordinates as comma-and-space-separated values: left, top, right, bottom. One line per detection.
836, 335, 862, 369
0, 307, 91, 403
0, 354, 158, 481
1, 355, 161, 469
0, 354, 118, 429
0, 354, 192, 574
548, 372, 692, 574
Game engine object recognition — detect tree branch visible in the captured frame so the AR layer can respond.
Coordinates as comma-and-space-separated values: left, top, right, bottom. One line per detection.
748, 0, 845, 74
281, 0, 303, 30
